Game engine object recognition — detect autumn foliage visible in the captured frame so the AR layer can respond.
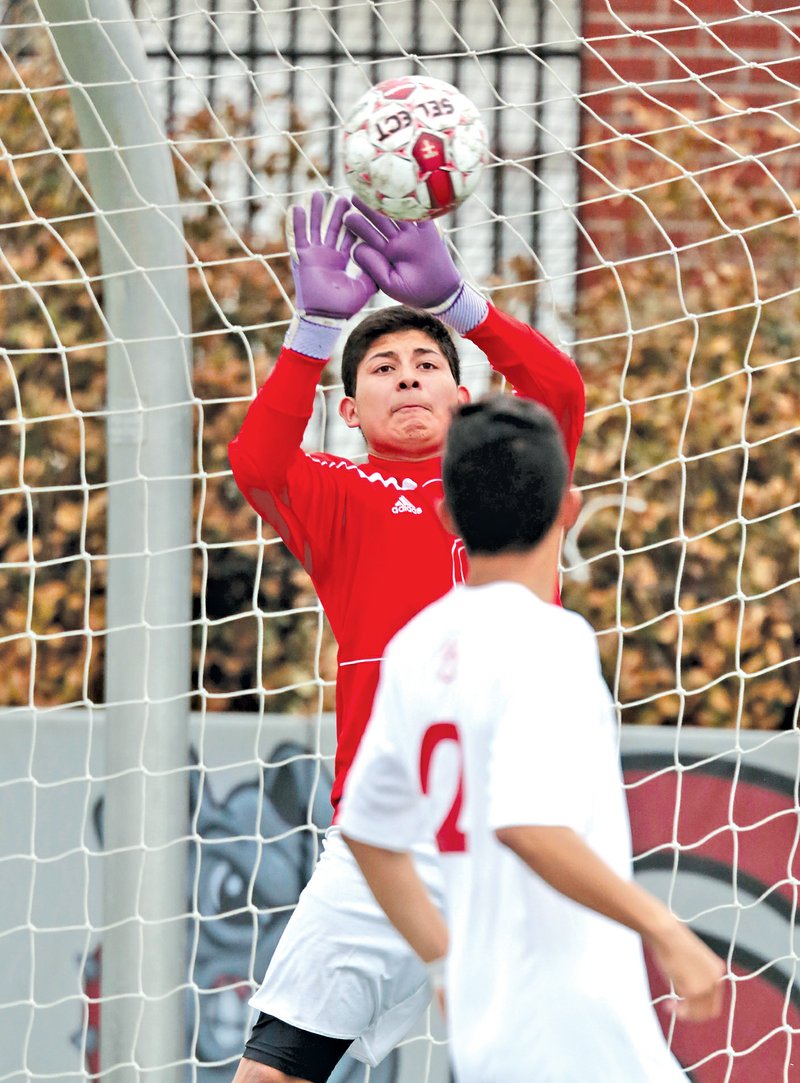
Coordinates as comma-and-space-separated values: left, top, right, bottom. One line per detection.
0, 32, 336, 713
560, 101, 800, 729
1, 24, 797, 730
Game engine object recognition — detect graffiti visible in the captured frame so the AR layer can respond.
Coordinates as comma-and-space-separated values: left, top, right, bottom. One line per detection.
624, 752, 800, 1081
82, 742, 399, 1082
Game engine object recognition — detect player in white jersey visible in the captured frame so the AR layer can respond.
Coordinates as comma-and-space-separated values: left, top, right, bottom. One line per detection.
339, 395, 726, 1083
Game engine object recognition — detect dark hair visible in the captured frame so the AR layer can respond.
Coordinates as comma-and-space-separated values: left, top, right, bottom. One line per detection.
341, 305, 460, 397
443, 394, 569, 555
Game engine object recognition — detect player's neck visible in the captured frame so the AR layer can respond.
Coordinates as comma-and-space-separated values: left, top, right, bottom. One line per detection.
465, 531, 562, 603
366, 444, 441, 463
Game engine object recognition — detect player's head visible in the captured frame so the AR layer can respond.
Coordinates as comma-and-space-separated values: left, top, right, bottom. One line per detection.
442, 394, 569, 554
341, 306, 460, 396
339, 306, 470, 459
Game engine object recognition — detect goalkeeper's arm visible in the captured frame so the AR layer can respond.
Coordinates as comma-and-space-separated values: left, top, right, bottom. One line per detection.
229, 190, 375, 497
495, 824, 726, 1022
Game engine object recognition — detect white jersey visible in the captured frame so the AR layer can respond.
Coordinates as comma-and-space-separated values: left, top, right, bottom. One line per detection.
339, 582, 686, 1083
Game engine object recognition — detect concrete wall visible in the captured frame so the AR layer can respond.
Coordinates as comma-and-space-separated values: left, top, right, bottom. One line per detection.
1, 709, 797, 1081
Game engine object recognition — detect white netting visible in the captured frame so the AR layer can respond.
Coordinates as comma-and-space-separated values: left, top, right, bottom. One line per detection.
0, 1, 798, 1080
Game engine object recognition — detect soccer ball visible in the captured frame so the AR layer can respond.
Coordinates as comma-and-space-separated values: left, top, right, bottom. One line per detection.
341, 76, 489, 221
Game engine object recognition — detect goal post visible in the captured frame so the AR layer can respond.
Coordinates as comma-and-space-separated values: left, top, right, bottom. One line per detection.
39, 1, 193, 1077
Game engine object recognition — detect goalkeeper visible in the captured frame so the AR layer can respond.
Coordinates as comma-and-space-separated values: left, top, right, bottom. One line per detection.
228, 191, 584, 1083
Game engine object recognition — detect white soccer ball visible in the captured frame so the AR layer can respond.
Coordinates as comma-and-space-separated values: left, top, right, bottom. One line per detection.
341, 76, 489, 220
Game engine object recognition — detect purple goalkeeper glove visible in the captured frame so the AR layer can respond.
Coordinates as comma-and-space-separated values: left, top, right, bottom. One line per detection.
285, 191, 377, 358
343, 196, 488, 334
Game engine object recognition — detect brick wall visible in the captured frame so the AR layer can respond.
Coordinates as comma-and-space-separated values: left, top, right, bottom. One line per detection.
579, 1, 800, 263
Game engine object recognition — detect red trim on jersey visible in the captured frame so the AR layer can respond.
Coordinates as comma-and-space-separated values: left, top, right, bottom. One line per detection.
228, 304, 584, 808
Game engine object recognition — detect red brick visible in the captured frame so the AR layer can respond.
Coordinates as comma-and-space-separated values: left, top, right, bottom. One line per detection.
746, 0, 800, 12
580, 0, 800, 247
701, 62, 800, 99
582, 0, 672, 30
708, 20, 781, 54
590, 54, 684, 87
763, 55, 800, 84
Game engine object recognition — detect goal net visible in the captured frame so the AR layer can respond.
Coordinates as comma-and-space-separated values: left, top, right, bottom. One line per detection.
0, 1, 798, 1080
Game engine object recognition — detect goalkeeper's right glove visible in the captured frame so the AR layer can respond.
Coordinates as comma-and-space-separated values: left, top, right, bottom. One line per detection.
344, 197, 488, 335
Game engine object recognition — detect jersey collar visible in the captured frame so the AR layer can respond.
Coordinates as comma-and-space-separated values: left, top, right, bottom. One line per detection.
365, 453, 442, 485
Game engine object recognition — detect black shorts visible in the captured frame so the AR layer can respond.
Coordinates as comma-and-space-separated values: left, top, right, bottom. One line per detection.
243, 1012, 353, 1083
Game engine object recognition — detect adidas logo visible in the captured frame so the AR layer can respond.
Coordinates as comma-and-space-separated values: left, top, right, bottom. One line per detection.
391, 495, 423, 516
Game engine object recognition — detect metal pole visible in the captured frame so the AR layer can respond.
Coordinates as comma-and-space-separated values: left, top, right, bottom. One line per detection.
39, 3, 192, 1080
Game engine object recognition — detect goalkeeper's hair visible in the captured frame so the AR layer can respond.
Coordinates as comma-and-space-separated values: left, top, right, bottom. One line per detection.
443, 395, 568, 555
341, 305, 460, 397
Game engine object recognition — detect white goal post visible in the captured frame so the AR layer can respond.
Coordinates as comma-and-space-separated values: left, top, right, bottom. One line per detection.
1, 2, 799, 1082
39, 2, 194, 1078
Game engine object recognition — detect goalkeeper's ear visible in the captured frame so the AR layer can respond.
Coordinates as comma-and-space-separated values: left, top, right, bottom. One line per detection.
435, 499, 458, 537
561, 486, 582, 532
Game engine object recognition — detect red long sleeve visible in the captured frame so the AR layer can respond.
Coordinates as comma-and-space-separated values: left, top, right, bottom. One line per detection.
228, 349, 353, 579
228, 348, 326, 494
466, 304, 585, 468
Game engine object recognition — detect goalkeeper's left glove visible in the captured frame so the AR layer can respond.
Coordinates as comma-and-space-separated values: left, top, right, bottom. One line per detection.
285, 190, 377, 358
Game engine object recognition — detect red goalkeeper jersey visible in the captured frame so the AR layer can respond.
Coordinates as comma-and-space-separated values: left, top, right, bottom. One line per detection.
228, 304, 585, 808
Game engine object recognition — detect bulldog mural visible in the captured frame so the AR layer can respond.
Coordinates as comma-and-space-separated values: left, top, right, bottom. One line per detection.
83, 741, 400, 1083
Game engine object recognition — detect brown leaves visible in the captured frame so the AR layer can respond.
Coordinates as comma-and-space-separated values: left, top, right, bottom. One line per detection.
0, 30, 324, 712
558, 100, 800, 731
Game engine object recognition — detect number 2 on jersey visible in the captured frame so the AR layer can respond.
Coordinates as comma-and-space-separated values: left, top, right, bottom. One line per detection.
419, 722, 467, 853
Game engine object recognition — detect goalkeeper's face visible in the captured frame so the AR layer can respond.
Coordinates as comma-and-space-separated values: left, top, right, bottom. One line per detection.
338, 330, 470, 459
